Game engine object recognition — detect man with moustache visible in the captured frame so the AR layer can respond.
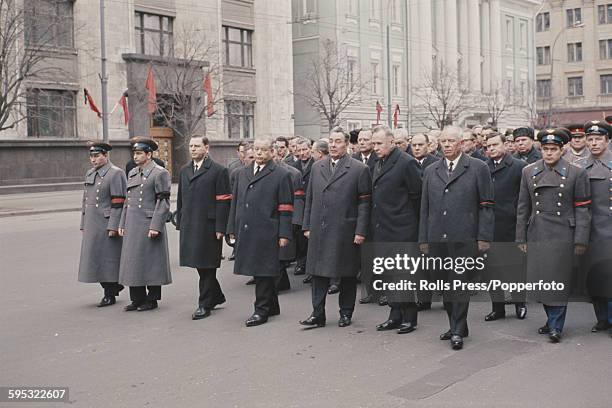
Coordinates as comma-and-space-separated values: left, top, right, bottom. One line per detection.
583, 121, 612, 338
419, 126, 495, 350
300, 127, 372, 328
483, 132, 528, 321
516, 128, 591, 343
514, 127, 542, 164
228, 138, 294, 327
118, 138, 172, 312
78, 142, 126, 307
176, 136, 231, 320
369, 126, 423, 334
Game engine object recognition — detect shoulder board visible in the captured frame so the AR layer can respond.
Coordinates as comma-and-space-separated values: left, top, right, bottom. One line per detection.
128, 167, 139, 177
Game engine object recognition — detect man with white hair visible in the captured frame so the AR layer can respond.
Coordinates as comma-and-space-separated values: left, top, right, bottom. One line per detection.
419, 125, 495, 350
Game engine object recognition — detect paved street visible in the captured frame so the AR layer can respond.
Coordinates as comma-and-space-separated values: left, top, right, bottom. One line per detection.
1, 211, 611, 408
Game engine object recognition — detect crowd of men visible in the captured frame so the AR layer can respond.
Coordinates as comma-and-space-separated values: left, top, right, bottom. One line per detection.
78, 119, 612, 351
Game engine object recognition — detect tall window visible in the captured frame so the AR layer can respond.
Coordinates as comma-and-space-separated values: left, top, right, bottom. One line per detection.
600, 39, 612, 59
601, 75, 612, 94
567, 42, 582, 62
566, 8, 582, 27
505, 17, 514, 49
520, 21, 527, 51
25, 0, 74, 48
134, 12, 174, 57
392, 64, 401, 96
223, 26, 253, 67
568, 77, 583, 97
348, 0, 359, 17
370, 0, 381, 21
26, 89, 76, 138
537, 79, 551, 98
536, 46, 551, 65
598, 4, 612, 24
225, 101, 255, 139
347, 59, 357, 87
536, 12, 550, 32
371, 62, 380, 94
303, 0, 317, 17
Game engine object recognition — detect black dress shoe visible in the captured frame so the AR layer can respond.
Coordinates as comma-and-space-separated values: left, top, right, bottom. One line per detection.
137, 300, 158, 311
451, 335, 463, 350
328, 284, 340, 295
515, 305, 527, 320
376, 319, 400, 331
591, 321, 609, 332
294, 266, 305, 276
378, 296, 388, 306
245, 314, 268, 327
124, 301, 142, 311
397, 322, 416, 334
338, 315, 352, 327
192, 307, 211, 320
97, 296, 116, 307
359, 295, 373, 304
485, 311, 506, 321
212, 295, 226, 309
303, 275, 313, 284
549, 330, 562, 343
300, 315, 326, 328
269, 306, 280, 317
416, 302, 431, 311
538, 324, 551, 334
440, 330, 452, 340
245, 277, 256, 285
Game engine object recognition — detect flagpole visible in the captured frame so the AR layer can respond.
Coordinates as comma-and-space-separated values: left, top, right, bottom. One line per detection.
99, 0, 109, 143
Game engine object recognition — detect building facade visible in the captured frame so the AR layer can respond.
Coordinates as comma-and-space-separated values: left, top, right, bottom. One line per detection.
536, 0, 612, 126
0, 0, 294, 187
292, 0, 540, 138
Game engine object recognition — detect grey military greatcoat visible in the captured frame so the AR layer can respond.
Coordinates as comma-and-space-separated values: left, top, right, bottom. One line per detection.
118, 161, 172, 286
78, 162, 126, 283
227, 162, 294, 277
303, 154, 372, 278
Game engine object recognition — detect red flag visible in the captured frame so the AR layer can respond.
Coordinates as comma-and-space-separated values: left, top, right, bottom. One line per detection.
84, 88, 102, 118
144, 66, 157, 115
203, 72, 214, 117
393, 104, 400, 128
376, 101, 383, 124
118, 90, 129, 125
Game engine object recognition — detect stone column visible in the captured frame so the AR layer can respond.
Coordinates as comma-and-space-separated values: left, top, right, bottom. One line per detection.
481, 0, 491, 93
435, 0, 446, 66
490, 0, 503, 90
468, 0, 481, 91
444, 0, 458, 72
459, 0, 469, 78
418, 0, 433, 83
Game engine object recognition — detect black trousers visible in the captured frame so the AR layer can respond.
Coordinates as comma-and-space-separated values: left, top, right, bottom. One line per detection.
443, 297, 469, 337
254, 277, 279, 317
100, 282, 123, 297
490, 288, 525, 314
296, 233, 308, 269
197, 268, 225, 309
129, 286, 161, 303
312, 276, 357, 319
388, 302, 418, 325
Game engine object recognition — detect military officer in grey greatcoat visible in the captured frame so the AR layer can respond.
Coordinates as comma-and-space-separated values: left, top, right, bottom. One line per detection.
78, 142, 126, 307
118, 138, 172, 312
368, 126, 422, 335
227, 138, 294, 327
516, 128, 591, 343
583, 121, 612, 337
563, 124, 590, 169
176, 135, 231, 320
419, 125, 495, 350
300, 127, 372, 329
514, 127, 542, 164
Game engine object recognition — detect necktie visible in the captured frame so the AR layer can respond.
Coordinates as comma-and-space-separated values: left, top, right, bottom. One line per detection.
194, 163, 198, 173
255, 165, 261, 175
494, 161, 499, 169
363, 156, 368, 164
448, 161, 454, 177
331, 161, 336, 173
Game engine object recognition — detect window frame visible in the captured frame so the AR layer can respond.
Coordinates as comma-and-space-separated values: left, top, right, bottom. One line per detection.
601, 75, 612, 95
536, 46, 551, 65
371, 62, 381, 95
567, 76, 583, 97
223, 26, 254, 68
392, 64, 401, 96
536, 12, 550, 32
26, 88, 77, 138
24, 0, 75, 49
134, 11, 174, 57
566, 8, 582, 27
567, 42, 583, 62
225, 100, 255, 139
537, 79, 551, 99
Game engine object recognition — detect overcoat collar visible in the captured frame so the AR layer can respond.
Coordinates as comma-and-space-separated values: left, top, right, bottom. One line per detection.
435, 153, 470, 185
247, 161, 276, 183
189, 156, 212, 181
488, 153, 513, 174
324, 154, 350, 188
373, 147, 399, 183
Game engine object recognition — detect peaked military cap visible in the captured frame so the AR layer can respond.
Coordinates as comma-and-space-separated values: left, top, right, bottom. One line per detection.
537, 128, 571, 146
130, 137, 158, 152
565, 124, 585, 137
87, 141, 112, 153
584, 120, 612, 138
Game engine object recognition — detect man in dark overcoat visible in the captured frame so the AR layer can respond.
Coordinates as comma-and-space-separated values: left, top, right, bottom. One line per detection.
482, 132, 528, 321
352, 129, 379, 173
176, 136, 231, 320
514, 127, 542, 164
227, 138, 294, 327
368, 126, 422, 334
300, 127, 372, 328
293, 138, 314, 276
78, 142, 126, 307
583, 121, 612, 337
118, 138, 172, 312
516, 128, 591, 343
419, 125, 495, 350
